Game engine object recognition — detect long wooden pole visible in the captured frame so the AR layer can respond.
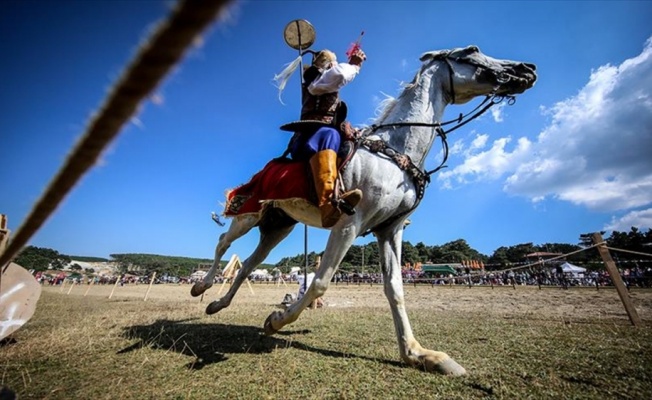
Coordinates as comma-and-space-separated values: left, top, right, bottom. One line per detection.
84, 278, 95, 297
592, 232, 641, 326
108, 275, 121, 299
67, 281, 75, 295
144, 272, 156, 301
216, 278, 228, 296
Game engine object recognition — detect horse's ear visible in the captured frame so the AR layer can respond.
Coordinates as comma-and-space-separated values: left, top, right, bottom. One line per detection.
464, 45, 481, 53
419, 52, 435, 62
420, 50, 447, 62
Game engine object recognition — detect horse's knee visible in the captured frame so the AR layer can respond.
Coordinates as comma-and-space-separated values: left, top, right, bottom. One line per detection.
312, 278, 329, 296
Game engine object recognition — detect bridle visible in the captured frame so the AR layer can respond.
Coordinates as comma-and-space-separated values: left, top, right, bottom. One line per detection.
358, 55, 518, 236
364, 55, 517, 177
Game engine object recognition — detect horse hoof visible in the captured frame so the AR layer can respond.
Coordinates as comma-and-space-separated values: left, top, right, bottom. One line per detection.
434, 357, 467, 376
263, 313, 280, 336
206, 300, 226, 315
191, 282, 211, 297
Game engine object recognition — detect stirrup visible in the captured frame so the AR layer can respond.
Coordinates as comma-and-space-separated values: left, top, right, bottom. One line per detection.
332, 198, 356, 216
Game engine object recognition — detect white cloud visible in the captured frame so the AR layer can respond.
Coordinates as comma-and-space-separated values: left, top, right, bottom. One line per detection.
490, 102, 505, 122
438, 36, 652, 224
605, 208, 652, 232
438, 135, 532, 184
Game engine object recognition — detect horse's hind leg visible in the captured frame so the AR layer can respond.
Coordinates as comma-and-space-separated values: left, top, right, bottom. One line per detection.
205, 222, 296, 315
376, 224, 466, 376
191, 214, 259, 297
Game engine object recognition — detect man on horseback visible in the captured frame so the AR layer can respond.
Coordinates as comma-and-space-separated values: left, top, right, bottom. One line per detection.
280, 46, 367, 228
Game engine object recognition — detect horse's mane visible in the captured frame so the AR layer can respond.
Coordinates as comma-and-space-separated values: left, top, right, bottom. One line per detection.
373, 62, 428, 124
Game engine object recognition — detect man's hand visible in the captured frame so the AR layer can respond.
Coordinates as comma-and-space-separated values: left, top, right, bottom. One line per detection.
348, 49, 366, 66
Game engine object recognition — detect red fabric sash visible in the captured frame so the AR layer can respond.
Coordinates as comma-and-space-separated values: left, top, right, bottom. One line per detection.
224, 159, 312, 216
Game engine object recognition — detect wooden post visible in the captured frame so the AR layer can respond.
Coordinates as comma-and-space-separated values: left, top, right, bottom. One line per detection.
216, 278, 229, 296
246, 278, 254, 295
108, 275, 121, 299
143, 272, 156, 301
67, 281, 75, 295
84, 279, 95, 297
592, 232, 641, 326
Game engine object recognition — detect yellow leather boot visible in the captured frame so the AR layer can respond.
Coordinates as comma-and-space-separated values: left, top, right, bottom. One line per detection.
309, 150, 362, 228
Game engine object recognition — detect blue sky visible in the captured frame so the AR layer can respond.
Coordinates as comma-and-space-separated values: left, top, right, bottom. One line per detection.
1, 1, 651, 263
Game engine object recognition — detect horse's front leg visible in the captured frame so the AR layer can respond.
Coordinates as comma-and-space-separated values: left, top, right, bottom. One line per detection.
191, 214, 259, 297
264, 222, 358, 335
206, 223, 296, 315
376, 223, 466, 376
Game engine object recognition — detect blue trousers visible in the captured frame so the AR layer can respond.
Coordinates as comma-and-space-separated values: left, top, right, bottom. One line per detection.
289, 127, 340, 161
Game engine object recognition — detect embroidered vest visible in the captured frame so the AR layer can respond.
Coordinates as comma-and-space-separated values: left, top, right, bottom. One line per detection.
300, 66, 340, 123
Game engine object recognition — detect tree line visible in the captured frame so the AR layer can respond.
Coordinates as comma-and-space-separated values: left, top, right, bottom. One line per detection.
14, 248, 273, 276
13, 227, 651, 276
276, 227, 652, 273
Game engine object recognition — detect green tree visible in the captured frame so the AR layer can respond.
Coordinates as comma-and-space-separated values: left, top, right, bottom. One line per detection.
487, 243, 536, 268
402, 241, 420, 265
415, 242, 430, 263
430, 239, 485, 264
109, 253, 218, 276
14, 246, 71, 272
488, 246, 510, 267
606, 228, 652, 265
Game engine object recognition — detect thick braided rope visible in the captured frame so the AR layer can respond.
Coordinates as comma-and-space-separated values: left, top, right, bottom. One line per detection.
0, 0, 234, 269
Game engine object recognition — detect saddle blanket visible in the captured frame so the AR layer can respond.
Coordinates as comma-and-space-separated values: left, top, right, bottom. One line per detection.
224, 159, 313, 217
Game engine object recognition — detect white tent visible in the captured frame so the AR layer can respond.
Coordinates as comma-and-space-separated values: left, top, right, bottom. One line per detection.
250, 269, 270, 278
560, 262, 586, 275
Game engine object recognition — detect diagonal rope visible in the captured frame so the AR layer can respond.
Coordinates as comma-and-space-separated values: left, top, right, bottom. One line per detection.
604, 247, 652, 258
0, 0, 235, 270
478, 243, 604, 277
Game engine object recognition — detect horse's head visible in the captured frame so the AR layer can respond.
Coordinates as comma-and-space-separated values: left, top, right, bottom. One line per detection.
420, 45, 537, 104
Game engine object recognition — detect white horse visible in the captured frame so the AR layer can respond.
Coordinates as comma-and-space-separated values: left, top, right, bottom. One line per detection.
192, 45, 537, 375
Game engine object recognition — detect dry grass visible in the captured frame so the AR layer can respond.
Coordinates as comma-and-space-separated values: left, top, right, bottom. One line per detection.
2, 283, 651, 399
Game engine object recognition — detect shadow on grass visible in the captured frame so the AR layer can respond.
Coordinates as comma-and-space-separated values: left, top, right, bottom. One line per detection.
119, 318, 402, 371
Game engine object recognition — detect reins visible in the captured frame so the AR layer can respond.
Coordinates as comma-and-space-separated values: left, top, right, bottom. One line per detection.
363, 94, 514, 179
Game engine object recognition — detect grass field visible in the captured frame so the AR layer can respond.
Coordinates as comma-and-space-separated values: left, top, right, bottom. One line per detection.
2, 282, 651, 399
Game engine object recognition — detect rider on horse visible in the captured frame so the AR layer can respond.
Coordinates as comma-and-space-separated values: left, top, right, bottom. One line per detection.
279, 45, 367, 228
